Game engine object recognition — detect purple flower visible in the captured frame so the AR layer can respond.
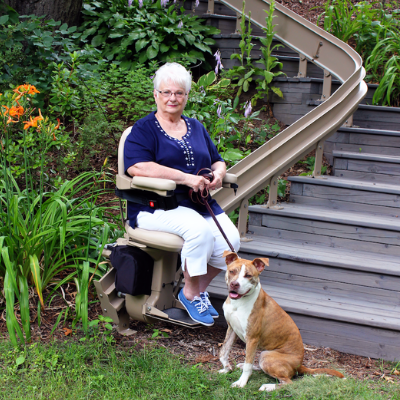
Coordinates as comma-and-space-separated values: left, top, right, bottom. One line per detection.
178, 20, 183, 28
244, 101, 252, 117
195, 0, 199, 6
139, 0, 143, 7
128, 0, 133, 6
217, 105, 223, 119
214, 49, 223, 75
161, 0, 169, 6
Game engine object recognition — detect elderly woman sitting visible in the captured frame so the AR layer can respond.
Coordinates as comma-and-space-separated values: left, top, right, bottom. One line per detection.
124, 62, 240, 326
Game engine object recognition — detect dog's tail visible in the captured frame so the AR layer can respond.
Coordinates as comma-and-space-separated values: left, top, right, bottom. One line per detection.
297, 365, 344, 379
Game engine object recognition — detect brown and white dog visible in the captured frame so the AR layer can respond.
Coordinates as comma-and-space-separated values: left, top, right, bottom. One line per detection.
219, 251, 344, 392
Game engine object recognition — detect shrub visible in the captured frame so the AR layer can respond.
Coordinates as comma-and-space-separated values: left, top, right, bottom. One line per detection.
80, 0, 220, 69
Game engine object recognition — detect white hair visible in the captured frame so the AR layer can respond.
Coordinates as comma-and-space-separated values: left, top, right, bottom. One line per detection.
153, 62, 192, 93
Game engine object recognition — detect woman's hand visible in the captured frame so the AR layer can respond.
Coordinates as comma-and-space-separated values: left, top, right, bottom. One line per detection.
209, 161, 226, 190
209, 170, 224, 190
184, 173, 210, 193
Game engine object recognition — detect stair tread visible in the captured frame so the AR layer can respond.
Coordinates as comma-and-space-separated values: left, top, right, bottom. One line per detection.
337, 126, 400, 137
333, 150, 400, 163
248, 203, 400, 232
239, 234, 400, 276
208, 277, 400, 330
288, 175, 400, 195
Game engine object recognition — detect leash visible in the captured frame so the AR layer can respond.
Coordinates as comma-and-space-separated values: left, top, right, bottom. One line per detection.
189, 168, 236, 253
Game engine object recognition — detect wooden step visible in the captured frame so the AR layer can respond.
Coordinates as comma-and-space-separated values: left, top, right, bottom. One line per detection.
288, 175, 400, 217
248, 203, 400, 256
207, 267, 400, 360
333, 150, 400, 185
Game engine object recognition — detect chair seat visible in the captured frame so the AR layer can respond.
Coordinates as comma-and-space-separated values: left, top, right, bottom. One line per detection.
125, 222, 184, 252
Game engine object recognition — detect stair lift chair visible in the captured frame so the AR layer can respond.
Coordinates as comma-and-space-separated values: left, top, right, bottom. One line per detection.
94, 127, 238, 335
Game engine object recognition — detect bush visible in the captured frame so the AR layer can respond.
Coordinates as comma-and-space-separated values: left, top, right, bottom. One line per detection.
80, 0, 220, 69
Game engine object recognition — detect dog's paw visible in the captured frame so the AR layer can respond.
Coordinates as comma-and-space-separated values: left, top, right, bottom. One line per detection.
259, 384, 277, 392
231, 378, 247, 388
218, 366, 232, 374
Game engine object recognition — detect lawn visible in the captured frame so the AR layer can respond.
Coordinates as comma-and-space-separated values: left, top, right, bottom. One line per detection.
0, 337, 399, 400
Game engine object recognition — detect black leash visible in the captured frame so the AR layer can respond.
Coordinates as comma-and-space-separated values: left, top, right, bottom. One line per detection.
189, 168, 236, 253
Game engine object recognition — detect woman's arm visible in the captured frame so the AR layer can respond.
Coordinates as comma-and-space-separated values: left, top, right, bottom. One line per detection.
209, 161, 226, 190
127, 161, 210, 192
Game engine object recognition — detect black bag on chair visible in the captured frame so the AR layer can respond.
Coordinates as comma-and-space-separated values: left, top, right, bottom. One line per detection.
109, 245, 154, 296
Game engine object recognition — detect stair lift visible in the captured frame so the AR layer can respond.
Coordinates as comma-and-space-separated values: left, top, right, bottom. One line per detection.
94, 127, 238, 334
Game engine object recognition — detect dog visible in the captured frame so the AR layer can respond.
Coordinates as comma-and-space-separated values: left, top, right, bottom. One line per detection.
219, 251, 344, 392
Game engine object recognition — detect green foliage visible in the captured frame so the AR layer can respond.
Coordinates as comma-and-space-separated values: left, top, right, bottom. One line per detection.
185, 71, 274, 167
224, 2, 256, 99
365, 31, 400, 106
0, 14, 100, 94
298, 156, 328, 176
316, 0, 400, 58
80, 0, 220, 69
253, 0, 285, 104
224, 1, 284, 106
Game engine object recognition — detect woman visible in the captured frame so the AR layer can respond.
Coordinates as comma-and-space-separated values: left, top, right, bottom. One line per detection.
124, 62, 240, 326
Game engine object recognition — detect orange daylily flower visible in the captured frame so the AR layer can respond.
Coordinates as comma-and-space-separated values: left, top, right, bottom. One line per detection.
13, 84, 40, 96
2, 105, 9, 115
9, 105, 24, 118
53, 118, 61, 140
23, 109, 44, 130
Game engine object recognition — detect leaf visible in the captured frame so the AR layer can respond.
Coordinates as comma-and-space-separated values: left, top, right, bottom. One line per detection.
50, 310, 66, 336
30, 254, 44, 308
0, 15, 9, 25
146, 45, 158, 59
109, 33, 124, 39
135, 38, 149, 52
271, 86, 283, 98
160, 43, 169, 53
222, 148, 244, 162
193, 41, 211, 53
91, 35, 105, 47
63, 327, 72, 336
16, 356, 25, 367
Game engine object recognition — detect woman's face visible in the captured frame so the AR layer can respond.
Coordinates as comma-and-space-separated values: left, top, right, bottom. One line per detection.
154, 80, 188, 118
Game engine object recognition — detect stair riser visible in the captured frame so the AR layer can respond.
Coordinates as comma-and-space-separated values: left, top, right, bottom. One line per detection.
335, 170, 400, 185
334, 158, 400, 182
289, 194, 400, 218
248, 219, 400, 256
291, 314, 400, 361
290, 182, 400, 209
239, 251, 400, 303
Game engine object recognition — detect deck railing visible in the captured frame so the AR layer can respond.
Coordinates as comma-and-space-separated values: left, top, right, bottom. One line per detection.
211, 0, 368, 238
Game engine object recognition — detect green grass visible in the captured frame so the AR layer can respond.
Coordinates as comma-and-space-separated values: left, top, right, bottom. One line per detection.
0, 338, 398, 400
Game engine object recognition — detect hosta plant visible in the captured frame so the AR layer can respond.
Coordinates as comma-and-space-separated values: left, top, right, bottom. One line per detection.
80, 0, 220, 69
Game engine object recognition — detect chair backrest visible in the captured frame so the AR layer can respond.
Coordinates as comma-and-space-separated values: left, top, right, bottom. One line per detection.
118, 126, 133, 178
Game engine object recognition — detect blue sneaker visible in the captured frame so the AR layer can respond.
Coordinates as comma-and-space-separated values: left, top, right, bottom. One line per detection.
200, 291, 219, 319
178, 290, 214, 326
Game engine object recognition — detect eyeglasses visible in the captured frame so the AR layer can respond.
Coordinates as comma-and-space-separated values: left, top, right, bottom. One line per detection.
156, 89, 187, 99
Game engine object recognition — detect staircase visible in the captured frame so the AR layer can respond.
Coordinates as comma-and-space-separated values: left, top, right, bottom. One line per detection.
185, 0, 400, 361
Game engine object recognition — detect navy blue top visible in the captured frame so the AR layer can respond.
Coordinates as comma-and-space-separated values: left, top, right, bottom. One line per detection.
124, 112, 225, 226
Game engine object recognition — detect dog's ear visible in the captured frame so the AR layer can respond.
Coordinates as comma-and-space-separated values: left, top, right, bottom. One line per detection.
252, 258, 269, 273
223, 250, 238, 265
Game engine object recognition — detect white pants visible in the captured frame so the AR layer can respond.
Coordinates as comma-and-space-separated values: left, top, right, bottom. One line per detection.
136, 206, 240, 277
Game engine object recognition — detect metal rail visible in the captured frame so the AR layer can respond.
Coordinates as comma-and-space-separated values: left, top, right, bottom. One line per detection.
210, 0, 368, 238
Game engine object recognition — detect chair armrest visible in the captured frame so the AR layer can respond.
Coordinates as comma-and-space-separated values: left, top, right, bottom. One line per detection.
223, 173, 237, 184
116, 175, 176, 197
